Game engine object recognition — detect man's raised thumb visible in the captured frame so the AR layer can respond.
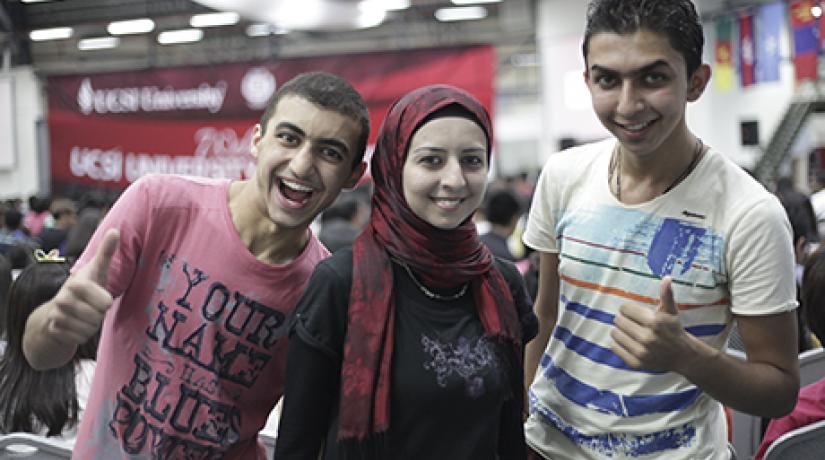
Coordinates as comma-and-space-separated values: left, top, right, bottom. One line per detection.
657, 276, 679, 315
85, 228, 120, 287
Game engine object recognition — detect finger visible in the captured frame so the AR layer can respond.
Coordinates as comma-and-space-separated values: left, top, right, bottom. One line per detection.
610, 336, 642, 369
47, 308, 101, 345
49, 292, 108, 330
60, 278, 114, 315
617, 302, 655, 325
610, 327, 647, 358
47, 318, 97, 346
657, 276, 679, 315
83, 229, 120, 287
613, 312, 652, 343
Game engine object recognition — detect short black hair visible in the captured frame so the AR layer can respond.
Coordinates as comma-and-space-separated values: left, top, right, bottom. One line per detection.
258, 71, 370, 167
582, 0, 704, 77
4, 209, 22, 230
485, 189, 522, 226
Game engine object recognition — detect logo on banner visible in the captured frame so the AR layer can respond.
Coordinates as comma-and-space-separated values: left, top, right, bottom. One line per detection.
241, 67, 276, 110
76, 77, 228, 115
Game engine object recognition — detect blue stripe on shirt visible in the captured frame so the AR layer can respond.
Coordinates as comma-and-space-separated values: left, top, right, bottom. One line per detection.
539, 354, 703, 417
561, 295, 727, 338
529, 391, 697, 457
554, 326, 665, 375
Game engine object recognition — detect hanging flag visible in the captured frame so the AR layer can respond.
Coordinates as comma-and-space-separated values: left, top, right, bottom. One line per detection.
821, 3, 825, 55
715, 16, 735, 91
756, 2, 783, 83
739, 13, 756, 86
790, 0, 818, 82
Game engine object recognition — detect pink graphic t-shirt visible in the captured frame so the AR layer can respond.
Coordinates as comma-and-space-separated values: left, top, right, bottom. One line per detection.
70, 174, 329, 459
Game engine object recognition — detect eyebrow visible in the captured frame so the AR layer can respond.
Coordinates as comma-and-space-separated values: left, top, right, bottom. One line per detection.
590, 60, 671, 79
274, 121, 352, 156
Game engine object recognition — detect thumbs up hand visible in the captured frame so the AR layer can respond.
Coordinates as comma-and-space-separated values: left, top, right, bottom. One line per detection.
43, 229, 120, 347
610, 276, 692, 372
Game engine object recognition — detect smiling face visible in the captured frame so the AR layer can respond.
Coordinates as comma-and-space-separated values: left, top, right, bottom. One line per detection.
584, 29, 707, 158
402, 115, 489, 230
251, 95, 366, 230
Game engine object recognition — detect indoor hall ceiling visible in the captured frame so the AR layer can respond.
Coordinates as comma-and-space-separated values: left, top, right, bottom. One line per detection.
0, 0, 536, 77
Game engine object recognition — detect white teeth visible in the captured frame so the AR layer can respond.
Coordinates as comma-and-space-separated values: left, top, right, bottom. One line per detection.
434, 198, 461, 206
281, 179, 312, 192
623, 122, 650, 131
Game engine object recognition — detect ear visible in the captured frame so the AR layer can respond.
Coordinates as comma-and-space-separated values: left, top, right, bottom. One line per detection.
250, 123, 263, 158
687, 64, 712, 102
343, 161, 367, 189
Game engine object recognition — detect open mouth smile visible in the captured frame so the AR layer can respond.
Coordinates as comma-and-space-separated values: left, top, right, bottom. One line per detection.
277, 177, 315, 207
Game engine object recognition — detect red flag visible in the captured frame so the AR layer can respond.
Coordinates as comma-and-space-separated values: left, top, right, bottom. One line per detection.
790, 0, 818, 82
739, 13, 756, 86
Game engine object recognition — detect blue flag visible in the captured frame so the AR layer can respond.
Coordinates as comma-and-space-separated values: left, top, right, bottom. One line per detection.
756, 2, 783, 83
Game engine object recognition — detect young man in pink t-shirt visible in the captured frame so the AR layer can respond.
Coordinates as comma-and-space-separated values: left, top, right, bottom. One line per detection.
22, 72, 369, 459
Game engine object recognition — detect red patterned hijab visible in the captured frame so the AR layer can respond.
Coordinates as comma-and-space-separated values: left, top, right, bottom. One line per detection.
339, 85, 522, 444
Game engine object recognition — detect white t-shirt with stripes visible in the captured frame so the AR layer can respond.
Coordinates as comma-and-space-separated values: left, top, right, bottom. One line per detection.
522, 139, 797, 459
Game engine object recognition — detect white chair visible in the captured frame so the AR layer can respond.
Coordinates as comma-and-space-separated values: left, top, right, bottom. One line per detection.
0, 432, 72, 459
798, 347, 825, 387
763, 418, 825, 460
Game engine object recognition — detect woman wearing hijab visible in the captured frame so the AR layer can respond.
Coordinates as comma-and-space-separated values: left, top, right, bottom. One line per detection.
274, 85, 538, 460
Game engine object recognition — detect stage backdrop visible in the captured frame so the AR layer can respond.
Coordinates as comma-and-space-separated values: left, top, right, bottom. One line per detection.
47, 45, 494, 193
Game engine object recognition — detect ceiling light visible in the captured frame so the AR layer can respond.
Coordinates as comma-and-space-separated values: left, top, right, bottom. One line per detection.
21, 0, 52, 3
78, 36, 120, 51
434, 6, 487, 22
157, 29, 204, 45
357, 1, 387, 28
246, 23, 289, 37
451, 0, 501, 4
107, 18, 155, 35
29, 27, 73, 41
813, 5, 823, 18
384, 0, 411, 10
190, 11, 240, 28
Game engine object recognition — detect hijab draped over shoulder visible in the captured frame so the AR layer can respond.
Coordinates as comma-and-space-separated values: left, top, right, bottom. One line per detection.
340, 84, 522, 445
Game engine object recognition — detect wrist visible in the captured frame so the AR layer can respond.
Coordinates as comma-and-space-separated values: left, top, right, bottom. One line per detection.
673, 333, 713, 377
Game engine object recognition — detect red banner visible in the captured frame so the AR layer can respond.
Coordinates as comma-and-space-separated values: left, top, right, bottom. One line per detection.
47, 45, 495, 192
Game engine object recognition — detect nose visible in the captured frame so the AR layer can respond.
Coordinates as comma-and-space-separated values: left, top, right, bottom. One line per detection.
288, 143, 314, 177
440, 156, 467, 189
616, 81, 643, 117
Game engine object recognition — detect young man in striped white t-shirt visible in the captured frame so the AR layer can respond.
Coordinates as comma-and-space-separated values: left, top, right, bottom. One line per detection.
522, 1, 799, 458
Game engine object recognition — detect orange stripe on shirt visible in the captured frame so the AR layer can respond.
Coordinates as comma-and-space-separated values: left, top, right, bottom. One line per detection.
560, 274, 731, 310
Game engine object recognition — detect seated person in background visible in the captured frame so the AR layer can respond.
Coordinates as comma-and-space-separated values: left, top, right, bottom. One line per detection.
480, 188, 522, 262
0, 252, 97, 447
318, 191, 369, 253
23, 195, 52, 238
0, 210, 35, 255
5, 243, 36, 280
755, 247, 825, 459
37, 199, 77, 254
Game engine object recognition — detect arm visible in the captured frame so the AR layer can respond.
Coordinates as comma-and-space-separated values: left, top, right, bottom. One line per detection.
612, 278, 799, 418
523, 252, 559, 393
274, 332, 339, 459
23, 230, 120, 370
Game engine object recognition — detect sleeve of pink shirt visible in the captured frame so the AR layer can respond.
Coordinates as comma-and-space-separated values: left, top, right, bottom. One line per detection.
72, 175, 154, 298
